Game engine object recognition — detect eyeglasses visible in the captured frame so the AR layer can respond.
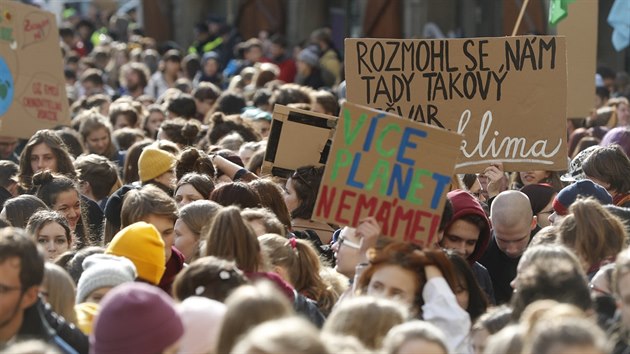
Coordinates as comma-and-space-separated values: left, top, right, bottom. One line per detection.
338, 234, 361, 250
0, 283, 22, 295
538, 209, 554, 215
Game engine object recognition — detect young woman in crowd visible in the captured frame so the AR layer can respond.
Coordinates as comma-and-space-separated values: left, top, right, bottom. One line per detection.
146, 49, 183, 99
520, 183, 556, 228
582, 144, 630, 207
172, 256, 249, 303
174, 147, 216, 181
157, 118, 201, 149
446, 250, 489, 323
32, 172, 91, 248
381, 320, 450, 354
108, 100, 142, 130
323, 296, 407, 350
143, 105, 166, 139
511, 170, 564, 192
41, 263, 78, 325
217, 282, 294, 354
175, 200, 222, 262
174, 173, 215, 208
77, 110, 119, 162
557, 198, 626, 278
75, 254, 137, 304
203, 206, 262, 273
17, 130, 104, 239
26, 210, 73, 262
283, 165, 335, 244
0, 195, 48, 228
210, 181, 261, 209
233, 317, 328, 354
248, 178, 293, 231
241, 207, 287, 236
259, 233, 337, 316
18, 129, 77, 191
354, 241, 470, 353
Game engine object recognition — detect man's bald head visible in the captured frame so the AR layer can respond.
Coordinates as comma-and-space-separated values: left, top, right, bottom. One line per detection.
491, 190, 533, 228
491, 191, 536, 258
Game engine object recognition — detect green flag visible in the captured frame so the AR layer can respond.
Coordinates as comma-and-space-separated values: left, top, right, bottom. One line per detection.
549, 0, 576, 25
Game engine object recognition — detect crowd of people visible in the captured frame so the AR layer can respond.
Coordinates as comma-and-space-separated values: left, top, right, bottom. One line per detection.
1, 4, 630, 354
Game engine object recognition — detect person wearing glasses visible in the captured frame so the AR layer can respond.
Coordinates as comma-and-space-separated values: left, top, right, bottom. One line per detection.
0, 228, 86, 353
520, 183, 556, 229
331, 217, 380, 278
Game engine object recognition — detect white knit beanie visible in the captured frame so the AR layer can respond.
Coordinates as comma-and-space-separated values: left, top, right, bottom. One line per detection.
76, 254, 137, 304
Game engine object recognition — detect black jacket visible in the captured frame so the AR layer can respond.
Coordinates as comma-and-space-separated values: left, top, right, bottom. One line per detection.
17, 298, 88, 354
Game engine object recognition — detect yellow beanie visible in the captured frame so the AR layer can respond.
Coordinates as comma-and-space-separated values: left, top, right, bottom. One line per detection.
105, 222, 166, 285
138, 147, 176, 183
75, 302, 99, 335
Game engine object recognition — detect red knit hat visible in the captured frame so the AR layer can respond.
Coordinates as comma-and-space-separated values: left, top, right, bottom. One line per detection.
90, 282, 183, 354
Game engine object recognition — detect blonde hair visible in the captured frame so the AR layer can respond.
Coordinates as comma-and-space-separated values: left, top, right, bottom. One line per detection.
258, 233, 337, 316
43, 263, 77, 325
217, 282, 294, 354
483, 325, 524, 354
522, 317, 609, 354
519, 300, 587, 336
557, 198, 626, 269
230, 317, 329, 354
381, 320, 449, 354
323, 296, 408, 349
203, 206, 261, 272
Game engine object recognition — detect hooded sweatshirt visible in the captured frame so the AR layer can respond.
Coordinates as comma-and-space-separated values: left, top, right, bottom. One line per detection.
445, 190, 491, 264
444, 189, 495, 304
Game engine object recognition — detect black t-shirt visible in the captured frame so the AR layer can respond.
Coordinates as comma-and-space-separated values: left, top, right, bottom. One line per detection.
478, 236, 520, 304
479, 227, 538, 304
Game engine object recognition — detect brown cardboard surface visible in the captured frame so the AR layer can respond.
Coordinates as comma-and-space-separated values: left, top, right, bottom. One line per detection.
345, 36, 568, 173
557, 0, 597, 118
262, 104, 336, 178
0, 1, 70, 138
313, 101, 463, 246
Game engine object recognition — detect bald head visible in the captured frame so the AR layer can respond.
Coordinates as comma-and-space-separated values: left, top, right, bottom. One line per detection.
491, 190, 533, 228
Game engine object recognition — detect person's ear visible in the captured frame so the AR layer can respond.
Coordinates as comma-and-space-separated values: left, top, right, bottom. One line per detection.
20, 286, 40, 310
530, 216, 537, 230
79, 180, 92, 196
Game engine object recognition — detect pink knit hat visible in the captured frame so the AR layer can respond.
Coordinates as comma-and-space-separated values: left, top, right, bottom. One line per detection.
176, 296, 226, 354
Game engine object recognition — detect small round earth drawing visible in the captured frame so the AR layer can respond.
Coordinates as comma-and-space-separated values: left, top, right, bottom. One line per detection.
0, 57, 14, 116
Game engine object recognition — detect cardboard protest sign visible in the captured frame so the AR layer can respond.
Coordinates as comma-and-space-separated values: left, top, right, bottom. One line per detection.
0, 1, 70, 138
314, 101, 463, 246
262, 104, 336, 178
345, 36, 568, 173
557, 0, 597, 118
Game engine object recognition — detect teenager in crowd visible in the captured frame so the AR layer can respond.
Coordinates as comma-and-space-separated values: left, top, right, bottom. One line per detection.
26, 210, 73, 262
354, 241, 470, 353
174, 200, 221, 262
